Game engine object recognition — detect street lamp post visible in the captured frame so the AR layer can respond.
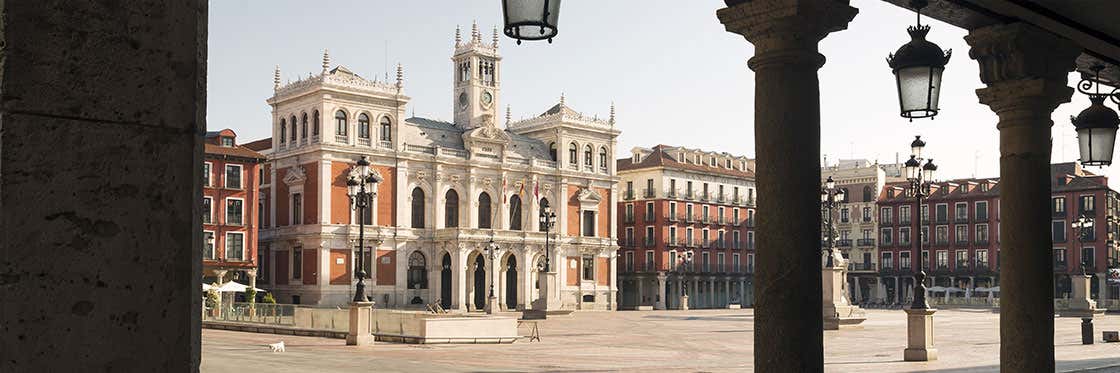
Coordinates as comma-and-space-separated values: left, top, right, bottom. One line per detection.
821, 176, 845, 268
539, 207, 557, 272
346, 155, 382, 303
1073, 214, 1095, 276
485, 237, 502, 314
676, 249, 694, 310
903, 136, 937, 309
901, 135, 939, 361
1071, 213, 1097, 344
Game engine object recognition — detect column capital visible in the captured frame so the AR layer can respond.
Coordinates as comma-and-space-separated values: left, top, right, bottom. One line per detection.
966, 23, 1081, 86
717, 0, 857, 70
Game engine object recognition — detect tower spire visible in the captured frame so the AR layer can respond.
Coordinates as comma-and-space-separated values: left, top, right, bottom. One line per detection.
455, 25, 462, 46
506, 105, 512, 125
395, 63, 403, 90
273, 65, 281, 91
322, 49, 330, 73
492, 26, 500, 48
559, 93, 565, 106
471, 20, 480, 43
609, 101, 616, 125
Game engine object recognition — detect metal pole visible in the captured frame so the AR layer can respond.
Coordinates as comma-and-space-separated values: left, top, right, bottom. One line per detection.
354, 184, 368, 302
911, 178, 928, 309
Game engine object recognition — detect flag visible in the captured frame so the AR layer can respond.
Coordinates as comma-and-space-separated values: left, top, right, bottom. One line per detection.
519, 180, 525, 196
534, 180, 539, 200
501, 178, 507, 204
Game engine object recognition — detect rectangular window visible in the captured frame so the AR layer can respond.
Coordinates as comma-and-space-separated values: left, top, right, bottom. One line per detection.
881, 207, 892, 224
582, 211, 596, 237
921, 226, 929, 244
686, 204, 694, 219
625, 227, 634, 246
840, 208, 849, 223
955, 202, 968, 221
669, 226, 677, 244
717, 230, 726, 248
292, 193, 302, 225
225, 232, 245, 260
920, 205, 929, 222
733, 231, 741, 249
900, 227, 911, 245
670, 202, 677, 218
202, 231, 215, 259
645, 251, 655, 271
747, 231, 755, 250
625, 204, 634, 222
881, 252, 894, 269
702, 252, 710, 272
748, 253, 755, 272
976, 201, 989, 220
717, 253, 725, 272
863, 207, 872, 222
226, 198, 243, 225
702, 229, 710, 247
686, 228, 694, 245
645, 226, 655, 247
935, 225, 948, 244
203, 162, 212, 187
935, 204, 948, 222
1052, 220, 1066, 242
733, 253, 741, 272
645, 202, 655, 222
976, 249, 988, 268
225, 164, 242, 189
900, 206, 911, 224
1080, 195, 1096, 214
582, 257, 595, 280
955, 225, 968, 243
669, 251, 678, 271
1082, 247, 1095, 268
955, 250, 968, 269
881, 228, 892, 245
976, 224, 989, 243
625, 252, 634, 272
1053, 197, 1066, 215
733, 208, 740, 224
202, 197, 213, 224
292, 248, 303, 279
899, 251, 911, 269
922, 250, 930, 270
1054, 248, 1067, 266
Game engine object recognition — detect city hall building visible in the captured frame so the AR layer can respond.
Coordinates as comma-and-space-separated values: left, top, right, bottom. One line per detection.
251, 25, 621, 311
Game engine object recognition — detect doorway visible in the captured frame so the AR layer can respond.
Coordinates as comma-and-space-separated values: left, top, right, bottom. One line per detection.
440, 253, 452, 309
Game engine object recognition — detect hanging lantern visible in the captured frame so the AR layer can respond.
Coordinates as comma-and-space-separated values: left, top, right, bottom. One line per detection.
502, 0, 561, 45
887, 0, 952, 121
1071, 65, 1120, 166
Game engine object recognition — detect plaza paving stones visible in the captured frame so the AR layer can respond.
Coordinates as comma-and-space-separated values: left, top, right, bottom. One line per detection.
202, 308, 1120, 372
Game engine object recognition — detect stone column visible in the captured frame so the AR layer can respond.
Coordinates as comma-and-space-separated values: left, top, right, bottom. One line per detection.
717, 1, 855, 370
656, 274, 668, 310
1, 1, 205, 370
637, 276, 645, 307
1098, 274, 1107, 303
709, 277, 716, 308
853, 277, 862, 303
725, 278, 731, 306
967, 23, 1080, 372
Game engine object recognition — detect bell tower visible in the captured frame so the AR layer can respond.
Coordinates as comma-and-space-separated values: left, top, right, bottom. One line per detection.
452, 22, 502, 129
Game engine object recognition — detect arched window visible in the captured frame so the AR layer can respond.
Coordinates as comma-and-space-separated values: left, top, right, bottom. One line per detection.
598, 147, 608, 170
863, 186, 873, 202
445, 190, 459, 228
411, 187, 425, 228
279, 118, 287, 142
407, 252, 427, 289
478, 192, 492, 229
289, 115, 297, 142
538, 198, 550, 232
357, 113, 371, 139
584, 145, 593, 166
380, 116, 392, 142
509, 195, 523, 231
549, 142, 557, 161
335, 110, 348, 136
568, 143, 578, 165
300, 113, 308, 139
840, 188, 850, 203
312, 110, 320, 136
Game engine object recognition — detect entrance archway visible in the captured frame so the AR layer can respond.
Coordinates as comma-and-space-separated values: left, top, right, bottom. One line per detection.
505, 255, 518, 309
440, 253, 452, 309
473, 254, 486, 310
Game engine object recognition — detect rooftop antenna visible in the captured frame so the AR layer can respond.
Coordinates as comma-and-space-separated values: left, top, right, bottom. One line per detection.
384, 40, 389, 83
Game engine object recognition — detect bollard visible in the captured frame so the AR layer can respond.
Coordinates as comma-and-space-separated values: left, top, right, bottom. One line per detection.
1082, 318, 1094, 345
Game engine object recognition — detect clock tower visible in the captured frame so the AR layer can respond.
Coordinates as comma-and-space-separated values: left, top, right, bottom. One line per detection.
452, 22, 502, 130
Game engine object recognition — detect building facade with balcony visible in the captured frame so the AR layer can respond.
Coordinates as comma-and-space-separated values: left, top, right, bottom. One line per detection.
875, 162, 1119, 305
616, 144, 757, 310
252, 26, 620, 311
821, 159, 903, 304
202, 129, 267, 288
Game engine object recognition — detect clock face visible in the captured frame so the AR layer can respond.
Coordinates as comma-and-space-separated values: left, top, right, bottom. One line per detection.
481, 91, 493, 107
458, 92, 468, 110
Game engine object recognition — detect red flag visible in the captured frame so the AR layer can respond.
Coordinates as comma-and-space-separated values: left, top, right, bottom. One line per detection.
534, 180, 539, 200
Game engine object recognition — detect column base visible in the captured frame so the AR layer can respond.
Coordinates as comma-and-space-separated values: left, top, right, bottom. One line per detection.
903, 308, 937, 361
679, 295, 689, 311
485, 296, 499, 314
346, 301, 375, 346
904, 347, 938, 361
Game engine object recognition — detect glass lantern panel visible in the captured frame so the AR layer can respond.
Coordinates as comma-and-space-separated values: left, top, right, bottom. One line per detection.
504, 0, 560, 39
1079, 127, 1118, 165
897, 66, 936, 117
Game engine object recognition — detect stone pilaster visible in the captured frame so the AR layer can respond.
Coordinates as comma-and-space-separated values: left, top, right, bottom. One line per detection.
966, 22, 1080, 373
717, 0, 856, 370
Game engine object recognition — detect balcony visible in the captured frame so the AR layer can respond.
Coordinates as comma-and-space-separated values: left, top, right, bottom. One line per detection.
683, 191, 695, 200
643, 239, 656, 248
837, 239, 852, 247
643, 214, 655, 223
975, 239, 990, 246
1053, 235, 1068, 243
335, 135, 349, 144
849, 263, 876, 272
699, 193, 711, 202
931, 265, 951, 275
879, 240, 893, 247
685, 214, 698, 223
746, 219, 756, 228
716, 195, 726, 203
717, 217, 727, 225
975, 214, 989, 222
731, 219, 741, 227
667, 189, 678, 198
934, 239, 949, 247
862, 217, 873, 223
623, 190, 635, 201
732, 195, 741, 205
1054, 261, 1068, 272
954, 216, 969, 223
623, 215, 635, 224
857, 238, 875, 246
935, 216, 948, 224
701, 215, 711, 224
953, 262, 972, 274
357, 137, 371, 146
881, 219, 894, 227
667, 239, 680, 248
666, 214, 679, 223
643, 188, 656, 198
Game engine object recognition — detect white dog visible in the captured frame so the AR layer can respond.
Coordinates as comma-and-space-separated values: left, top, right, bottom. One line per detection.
267, 341, 285, 352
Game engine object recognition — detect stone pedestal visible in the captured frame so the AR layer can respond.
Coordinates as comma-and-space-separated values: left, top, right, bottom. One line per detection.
904, 308, 938, 361
1059, 274, 1105, 318
346, 301, 375, 346
680, 294, 690, 311
532, 272, 563, 313
822, 267, 866, 330
485, 295, 499, 314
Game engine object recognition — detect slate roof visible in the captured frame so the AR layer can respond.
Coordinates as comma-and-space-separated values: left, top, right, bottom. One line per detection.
877, 162, 1110, 202
204, 143, 267, 162
242, 138, 272, 152
402, 117, 550, 159
616, 144, 755, 179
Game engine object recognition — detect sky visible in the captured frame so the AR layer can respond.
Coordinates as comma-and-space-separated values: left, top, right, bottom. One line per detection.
207, 0, 1112, 185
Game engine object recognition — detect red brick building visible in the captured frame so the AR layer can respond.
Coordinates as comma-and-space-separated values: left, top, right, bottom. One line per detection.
875, 162, 1119, 303
202, 129, 266, 287
617, 145, 757, 309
